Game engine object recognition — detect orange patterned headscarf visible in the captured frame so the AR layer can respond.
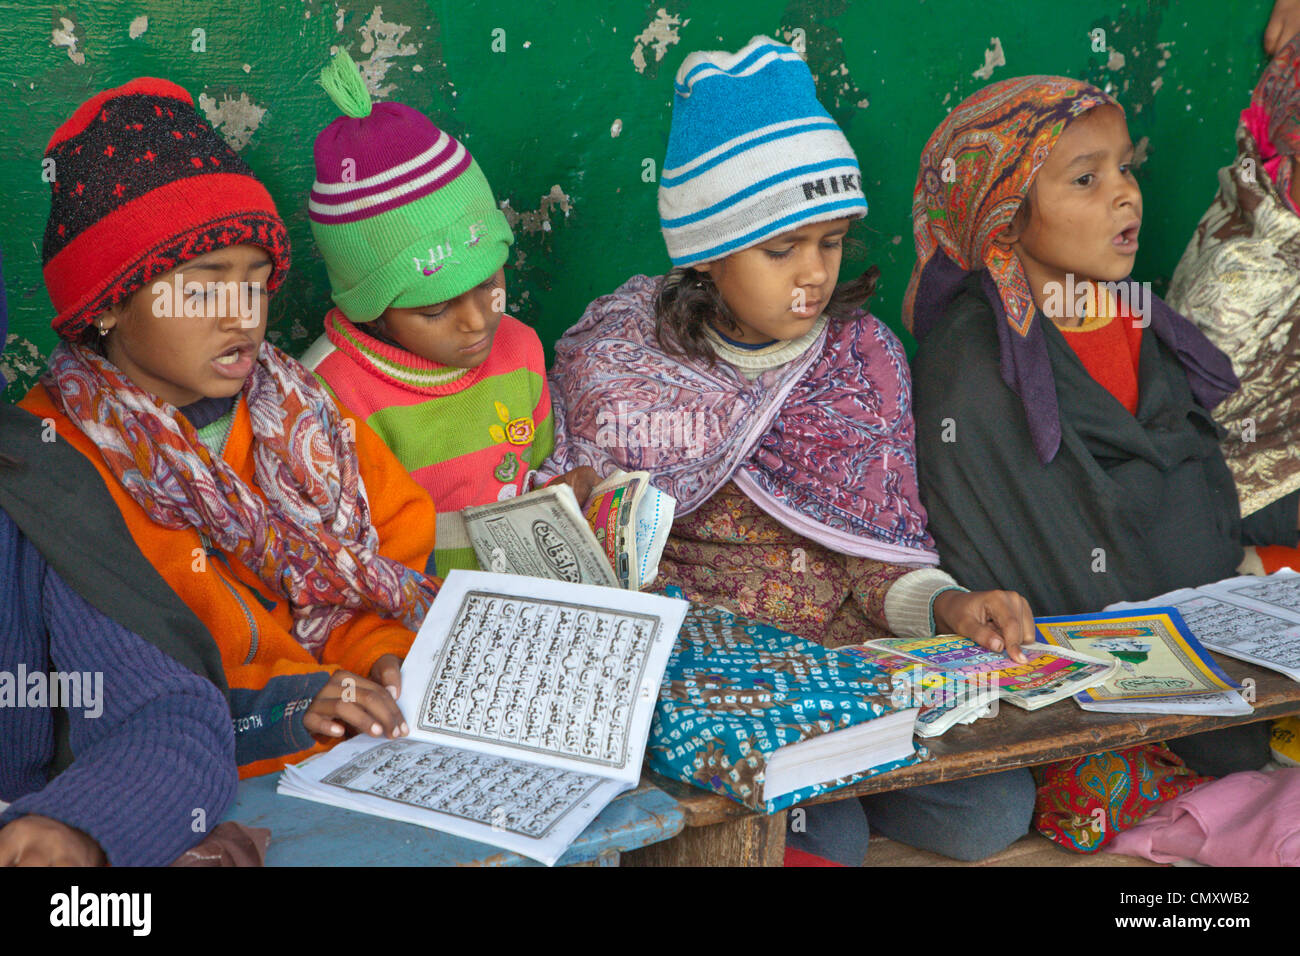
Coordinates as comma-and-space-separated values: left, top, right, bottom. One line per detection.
904, 76, 1237, 463
903, 76, 1115, 342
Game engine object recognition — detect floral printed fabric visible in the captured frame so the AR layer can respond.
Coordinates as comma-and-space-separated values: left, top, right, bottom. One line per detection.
647, 599, 926, 814
656, 481, 916, 648
41, 339, 439, 654
1031, 743, 1212, 853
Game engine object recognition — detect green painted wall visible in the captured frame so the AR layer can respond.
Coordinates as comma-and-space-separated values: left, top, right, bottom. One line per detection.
0, 0, 1276, 401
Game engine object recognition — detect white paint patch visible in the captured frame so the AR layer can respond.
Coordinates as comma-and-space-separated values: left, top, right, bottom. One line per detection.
355, 5, 418, 99
52, 17, 85, 65
242, 63, 252, 73
632, 9, 688, 73
499, 185, 573, 235
971, 37, 1005, 80
198, 92, 267, 151
1132, 135, 1150, 169
1151, 75, 1164, 95
336, 5, 346, 32
128, 15, 149, 40
1107, 48, 1126, 71
610, 118, 623, 137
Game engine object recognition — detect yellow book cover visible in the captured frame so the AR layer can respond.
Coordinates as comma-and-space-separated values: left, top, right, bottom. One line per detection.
1033, 608, 1238, 703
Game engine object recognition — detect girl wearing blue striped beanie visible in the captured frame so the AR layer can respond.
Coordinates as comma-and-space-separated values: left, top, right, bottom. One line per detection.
539, 35, 1038, 864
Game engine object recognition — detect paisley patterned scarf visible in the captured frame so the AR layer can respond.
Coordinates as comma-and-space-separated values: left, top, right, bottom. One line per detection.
42, 339, 439, 654
1168, 33, 1300, 515
542, 274, 938, 565
903, 75, 1238, 464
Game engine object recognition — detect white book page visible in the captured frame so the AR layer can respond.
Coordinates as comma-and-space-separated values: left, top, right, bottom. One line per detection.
1107, 578, 1300, 679
397, 569, 687, 785
462, 485, 618, 586
1079, 690, 1253, 716
279, 737, 627, 866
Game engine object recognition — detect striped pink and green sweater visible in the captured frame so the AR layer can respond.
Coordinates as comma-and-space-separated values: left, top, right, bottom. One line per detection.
302, 308, 555, 575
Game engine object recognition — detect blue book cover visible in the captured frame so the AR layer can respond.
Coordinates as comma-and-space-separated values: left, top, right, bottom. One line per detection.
647, 600, 927, 814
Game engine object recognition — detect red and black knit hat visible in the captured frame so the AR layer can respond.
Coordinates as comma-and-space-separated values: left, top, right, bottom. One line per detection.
42, 77, 291, 340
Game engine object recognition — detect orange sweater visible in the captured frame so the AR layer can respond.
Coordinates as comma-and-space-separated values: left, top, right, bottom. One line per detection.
20, 384, 437, 778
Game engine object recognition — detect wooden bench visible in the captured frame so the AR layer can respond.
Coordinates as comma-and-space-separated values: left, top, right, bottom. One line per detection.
228, 775, 684, 866
622, 656, 1300, 867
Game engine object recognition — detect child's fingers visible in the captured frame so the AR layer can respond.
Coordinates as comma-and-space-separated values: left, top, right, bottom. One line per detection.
370, 654, 402, 699
330, 683, 407, 737
302, 710, 346, 738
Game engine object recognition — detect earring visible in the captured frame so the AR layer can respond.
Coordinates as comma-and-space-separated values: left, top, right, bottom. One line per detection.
97, 323, 109, 337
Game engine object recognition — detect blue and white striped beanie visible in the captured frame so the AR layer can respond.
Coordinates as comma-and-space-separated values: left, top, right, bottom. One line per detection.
659, 35, 868, 267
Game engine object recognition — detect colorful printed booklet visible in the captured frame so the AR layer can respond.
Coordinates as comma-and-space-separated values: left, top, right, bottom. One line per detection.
862, 634, 1116, 713
461, 469, 675, 590
647, 602, 924, 814
1105, 570, 1300, 683
1034, 608, 1251, 716
279, 570, 688, 865
837, 645, 998, 737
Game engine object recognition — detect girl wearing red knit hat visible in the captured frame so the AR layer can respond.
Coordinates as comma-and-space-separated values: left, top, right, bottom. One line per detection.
21, 77, 443, 778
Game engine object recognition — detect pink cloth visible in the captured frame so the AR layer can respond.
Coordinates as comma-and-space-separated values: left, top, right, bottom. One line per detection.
1104, 769, 1300, 866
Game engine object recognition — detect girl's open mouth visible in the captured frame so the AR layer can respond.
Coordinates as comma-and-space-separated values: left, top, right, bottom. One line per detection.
1113, 224, 1140, 252
212, 344, 254, 378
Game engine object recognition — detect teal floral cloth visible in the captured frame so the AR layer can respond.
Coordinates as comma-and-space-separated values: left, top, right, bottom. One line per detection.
647, 596, 926, 814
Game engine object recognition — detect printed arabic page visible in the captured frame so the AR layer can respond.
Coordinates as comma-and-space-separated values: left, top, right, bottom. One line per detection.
397, 569, 687, 785
1107, 579, 1300, 678
280, 736, 627, 866
462, 484, 619, 586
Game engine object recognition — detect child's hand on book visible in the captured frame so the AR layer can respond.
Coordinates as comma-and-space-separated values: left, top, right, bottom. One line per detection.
933, 589, 1036, 664
0, 814, 106, 867
304, 656, 408, 741
552, 466, 600, 507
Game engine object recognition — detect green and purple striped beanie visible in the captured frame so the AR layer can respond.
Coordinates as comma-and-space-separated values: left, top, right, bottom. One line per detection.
309, 49, 513, 323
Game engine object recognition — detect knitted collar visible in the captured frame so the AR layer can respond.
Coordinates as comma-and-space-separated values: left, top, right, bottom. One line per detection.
704, 314, 828, 373
323, 308, 483, 396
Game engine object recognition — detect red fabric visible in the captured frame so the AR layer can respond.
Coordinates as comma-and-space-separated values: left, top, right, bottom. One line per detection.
1032, 743, 1212, 853
1256, 544, 1300, 574
783, 846, 845, 867
1060, 305, 1143, 414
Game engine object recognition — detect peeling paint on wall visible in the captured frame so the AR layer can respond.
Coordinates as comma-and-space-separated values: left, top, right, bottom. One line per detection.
631, 9, 688, 74
780, 6, 869, 124
1132, 135, 1151, 168
1107, 48, 1126, 70
610, 118, 623, 137
354, 5, 419, 99
499, 185, 572, 235
972, 37, 1006, 80
128, 15, 149, 40
51, 17, 85, 65
198, 92, 267, 151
